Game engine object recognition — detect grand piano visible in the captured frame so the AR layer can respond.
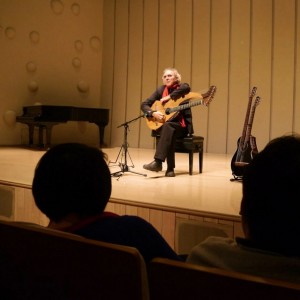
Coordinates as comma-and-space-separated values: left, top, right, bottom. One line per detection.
16, 105, 109, 147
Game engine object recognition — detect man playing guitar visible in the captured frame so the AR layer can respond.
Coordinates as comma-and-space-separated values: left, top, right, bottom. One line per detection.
141, 67, 215, 177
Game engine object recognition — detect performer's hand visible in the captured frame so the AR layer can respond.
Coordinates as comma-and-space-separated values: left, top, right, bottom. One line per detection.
152, 111, 165, 121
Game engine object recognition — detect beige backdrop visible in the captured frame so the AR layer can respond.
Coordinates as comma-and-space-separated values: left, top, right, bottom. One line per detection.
1, 0, 299, 154
0, 0, 104, 146
101, 0, 300, 154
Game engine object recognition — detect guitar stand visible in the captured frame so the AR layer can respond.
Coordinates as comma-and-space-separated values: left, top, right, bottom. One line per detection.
230, 160, 250, 182
230, 175, 243, 182
110, 114, 147, 179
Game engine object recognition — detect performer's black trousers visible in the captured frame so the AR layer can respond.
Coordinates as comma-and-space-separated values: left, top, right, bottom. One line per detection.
154, 122, 187, 169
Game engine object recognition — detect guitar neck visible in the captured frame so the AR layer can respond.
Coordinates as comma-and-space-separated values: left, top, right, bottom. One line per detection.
239, 87, 257, 146
166, 98, 204, 114
244, 96, 260, 143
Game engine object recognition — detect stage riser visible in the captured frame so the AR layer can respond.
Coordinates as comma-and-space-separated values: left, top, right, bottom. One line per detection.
0, 184, 243, 251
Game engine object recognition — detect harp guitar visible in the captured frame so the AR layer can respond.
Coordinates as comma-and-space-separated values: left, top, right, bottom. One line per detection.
231, 87, 260, 179
145, 92, 210, 131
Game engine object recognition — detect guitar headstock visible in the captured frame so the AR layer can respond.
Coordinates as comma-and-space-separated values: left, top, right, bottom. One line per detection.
254, 96, 261, 107
202, 85, 217, 106
250, 86, 257, 98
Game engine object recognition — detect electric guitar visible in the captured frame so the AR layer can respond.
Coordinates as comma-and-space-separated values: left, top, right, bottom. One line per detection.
145, 92, 212, 131
231, 87, 260, 179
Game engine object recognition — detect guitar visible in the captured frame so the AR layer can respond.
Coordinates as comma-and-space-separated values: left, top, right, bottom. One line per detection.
145, 92, 212, 130
231, 87, 260, 179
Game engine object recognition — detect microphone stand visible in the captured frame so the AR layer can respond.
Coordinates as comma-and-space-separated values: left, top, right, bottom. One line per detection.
110, 114, 147, 179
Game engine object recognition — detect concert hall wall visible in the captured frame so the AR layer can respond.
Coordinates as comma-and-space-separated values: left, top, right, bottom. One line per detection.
1, 0, 300, 154
0, 0, 104, 147
100, 0, 300, 154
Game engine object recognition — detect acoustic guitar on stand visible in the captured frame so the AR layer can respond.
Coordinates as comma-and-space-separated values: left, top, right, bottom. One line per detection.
231, 87, 261, 180
145, 88, 215, 131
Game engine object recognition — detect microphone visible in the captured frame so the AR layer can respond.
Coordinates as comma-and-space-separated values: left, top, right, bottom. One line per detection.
165, 108, 171, 115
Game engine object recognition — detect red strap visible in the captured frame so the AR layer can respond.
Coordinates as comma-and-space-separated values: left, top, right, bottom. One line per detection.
162, 85, 169, 97
179, 115, 186, 127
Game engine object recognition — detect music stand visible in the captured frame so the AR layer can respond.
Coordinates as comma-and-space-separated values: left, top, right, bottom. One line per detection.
110, 114, 147, 178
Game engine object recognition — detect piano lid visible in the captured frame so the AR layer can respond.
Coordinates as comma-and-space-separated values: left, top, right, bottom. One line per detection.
18, 105, 109, 124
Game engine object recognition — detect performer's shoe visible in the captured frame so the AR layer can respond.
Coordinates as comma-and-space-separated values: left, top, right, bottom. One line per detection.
165, 169, 175, 177
202, 85, 217, 106
143, 160, 162, 172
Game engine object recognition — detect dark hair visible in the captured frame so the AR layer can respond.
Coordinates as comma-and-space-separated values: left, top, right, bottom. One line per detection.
240, 134, 300, 255
32, 143, 112, 222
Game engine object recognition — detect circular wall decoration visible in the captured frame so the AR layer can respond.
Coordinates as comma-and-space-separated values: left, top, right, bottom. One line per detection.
3, 110, 16, 126
90, 36, 102, 52
71, 3, 80, 16
29, 31, 40, 44
77, 80, 89, 93
5, 27, 16, 39
72, 57, 81, 69
28, 80, 39, 92
50, 0, 64, 15
74, 40, 84, 52
26, 61, 37, 73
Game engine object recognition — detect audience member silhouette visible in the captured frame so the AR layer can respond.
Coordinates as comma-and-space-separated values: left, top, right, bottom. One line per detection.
187, 134, 300, 283
32, 143, 181, 263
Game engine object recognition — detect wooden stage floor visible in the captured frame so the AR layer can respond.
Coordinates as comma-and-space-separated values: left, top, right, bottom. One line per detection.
0, 146, 243, 220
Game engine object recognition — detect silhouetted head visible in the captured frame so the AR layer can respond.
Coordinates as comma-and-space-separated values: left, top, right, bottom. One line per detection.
32, 143, 112, 222
240, 134, 300, 255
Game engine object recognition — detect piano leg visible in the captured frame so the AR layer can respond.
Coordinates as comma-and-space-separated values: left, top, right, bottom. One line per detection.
38, 124, 54, 148
95, 123, 105, 147
45, 125, 53, 147
28, 125, 34, 145
26, 123, 55, 148
38, 126, 44, 147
